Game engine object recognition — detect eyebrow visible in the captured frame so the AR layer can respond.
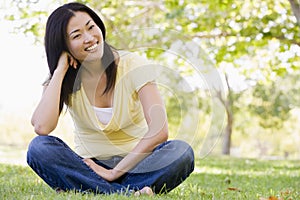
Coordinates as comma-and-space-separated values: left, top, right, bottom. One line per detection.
69, 19, 92, 36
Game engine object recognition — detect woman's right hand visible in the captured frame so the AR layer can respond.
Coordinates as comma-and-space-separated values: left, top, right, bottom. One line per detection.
56, 52, 78, 74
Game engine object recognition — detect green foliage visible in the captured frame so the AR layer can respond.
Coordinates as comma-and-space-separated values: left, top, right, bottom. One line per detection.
4, 0, 300, 156
250, 71, 300, 129
6, 0, 299, 63
1, 157, 299, 199
4, 1, 48, 43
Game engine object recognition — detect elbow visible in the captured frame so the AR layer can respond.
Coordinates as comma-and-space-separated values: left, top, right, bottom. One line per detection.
160, 129, 168, 143
155, 121, 169, 144
31, 114, 57, 135
33, 125, 53, 136
31, 120, 53, 136
157, 127, 168, 144
161, 122, 169, 142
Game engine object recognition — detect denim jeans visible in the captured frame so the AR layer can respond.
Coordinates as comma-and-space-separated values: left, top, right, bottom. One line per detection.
27, 135, 194, 195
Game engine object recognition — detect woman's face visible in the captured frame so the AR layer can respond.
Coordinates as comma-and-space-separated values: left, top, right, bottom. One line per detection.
66, 11, 104, 63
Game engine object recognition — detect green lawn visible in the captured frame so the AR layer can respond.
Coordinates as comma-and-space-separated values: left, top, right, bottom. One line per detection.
0, 156, 299, 200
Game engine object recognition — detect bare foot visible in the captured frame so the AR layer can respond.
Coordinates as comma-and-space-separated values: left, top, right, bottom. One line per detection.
134, 186, 154, 197
55, 188, 65, 194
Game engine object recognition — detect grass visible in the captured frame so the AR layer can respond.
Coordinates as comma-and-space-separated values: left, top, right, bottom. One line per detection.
0, 156, 299, 200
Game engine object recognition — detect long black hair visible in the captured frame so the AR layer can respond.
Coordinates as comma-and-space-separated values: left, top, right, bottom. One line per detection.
44, 2, 117, 113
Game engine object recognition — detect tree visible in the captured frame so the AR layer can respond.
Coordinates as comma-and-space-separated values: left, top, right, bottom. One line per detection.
288, 0, 300, 25
5, 0, 300, 156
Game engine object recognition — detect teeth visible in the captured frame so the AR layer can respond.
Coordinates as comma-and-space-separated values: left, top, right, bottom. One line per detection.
86, 43, 97, 51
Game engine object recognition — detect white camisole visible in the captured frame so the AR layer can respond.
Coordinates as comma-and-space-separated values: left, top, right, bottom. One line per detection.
93, 107, 113, 125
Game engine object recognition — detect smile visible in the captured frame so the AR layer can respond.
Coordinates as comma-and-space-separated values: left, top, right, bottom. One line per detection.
85, 43, 98, 51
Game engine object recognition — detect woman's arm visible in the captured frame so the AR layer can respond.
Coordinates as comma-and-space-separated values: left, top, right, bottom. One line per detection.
31, 52, 77, 135
84, 82, 168, 181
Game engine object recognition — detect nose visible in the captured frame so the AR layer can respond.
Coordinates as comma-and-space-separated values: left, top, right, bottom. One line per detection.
83, 32, 93, 43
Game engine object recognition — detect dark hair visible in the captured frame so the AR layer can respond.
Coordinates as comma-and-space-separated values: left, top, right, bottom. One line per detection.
44, 2, 117, 113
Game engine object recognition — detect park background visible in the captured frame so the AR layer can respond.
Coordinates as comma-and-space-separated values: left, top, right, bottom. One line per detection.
0, 0, 300, 166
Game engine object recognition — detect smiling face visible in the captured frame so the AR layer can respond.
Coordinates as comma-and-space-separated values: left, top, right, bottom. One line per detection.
66, 11, 104, 63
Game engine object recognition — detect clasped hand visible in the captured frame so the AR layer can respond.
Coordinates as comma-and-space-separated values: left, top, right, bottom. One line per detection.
83, 158, 120, 182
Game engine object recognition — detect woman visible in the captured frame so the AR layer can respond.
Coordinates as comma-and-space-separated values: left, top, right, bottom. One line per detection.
27, 2, 194, 196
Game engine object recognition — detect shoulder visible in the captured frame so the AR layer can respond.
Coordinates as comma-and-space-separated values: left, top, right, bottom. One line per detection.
117, 50, 151, 72
115, 51, 159, 91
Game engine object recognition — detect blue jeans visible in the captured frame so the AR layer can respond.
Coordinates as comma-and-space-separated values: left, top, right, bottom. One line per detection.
27, 136, 194, 195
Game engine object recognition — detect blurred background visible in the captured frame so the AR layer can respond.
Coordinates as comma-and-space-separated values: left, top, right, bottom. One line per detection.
0, 0, 300, 165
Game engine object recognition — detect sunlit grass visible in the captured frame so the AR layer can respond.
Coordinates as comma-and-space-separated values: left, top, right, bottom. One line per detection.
1, 156, 299, 200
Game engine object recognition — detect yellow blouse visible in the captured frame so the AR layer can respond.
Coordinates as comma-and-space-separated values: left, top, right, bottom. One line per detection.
68, 51, 158, 160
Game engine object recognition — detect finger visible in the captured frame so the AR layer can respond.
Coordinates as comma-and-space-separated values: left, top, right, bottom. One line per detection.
72, 58, 78, 69
69, 56, 77, 69
82, 158, 91, 166
74, 59, 78, 69
83, 158, 90, 162
69, 59, 73, 67
68, 55, 74, 67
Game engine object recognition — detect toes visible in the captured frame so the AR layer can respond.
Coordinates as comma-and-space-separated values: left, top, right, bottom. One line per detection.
134, 186, 154, 196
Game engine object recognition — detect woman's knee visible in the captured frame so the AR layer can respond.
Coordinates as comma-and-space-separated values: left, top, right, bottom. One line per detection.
27, 135, 58, 158
170, 140, 195, 171
171, 140, 194, 157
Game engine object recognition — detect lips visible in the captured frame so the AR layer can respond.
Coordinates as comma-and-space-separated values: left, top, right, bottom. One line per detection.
85, 42, 98, 51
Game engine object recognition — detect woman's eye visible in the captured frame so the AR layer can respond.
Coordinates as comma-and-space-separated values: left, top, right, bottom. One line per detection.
89, 25, 95, 30
73, 34, 80, 39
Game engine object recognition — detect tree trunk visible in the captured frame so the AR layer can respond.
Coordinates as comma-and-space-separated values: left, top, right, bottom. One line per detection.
216, 74, 234, 155
223, 74, 233, 155
222, 109, 233, 155
288, 0, 300, 25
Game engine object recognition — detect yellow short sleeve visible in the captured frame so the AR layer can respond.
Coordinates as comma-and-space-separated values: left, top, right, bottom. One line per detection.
122, 52, 159, 92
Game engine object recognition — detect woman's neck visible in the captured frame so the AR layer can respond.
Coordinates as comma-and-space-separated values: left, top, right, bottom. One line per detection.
81, 59, 104, 79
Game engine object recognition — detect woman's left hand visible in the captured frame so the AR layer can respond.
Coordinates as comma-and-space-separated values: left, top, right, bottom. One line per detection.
83, 158, 119, 182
